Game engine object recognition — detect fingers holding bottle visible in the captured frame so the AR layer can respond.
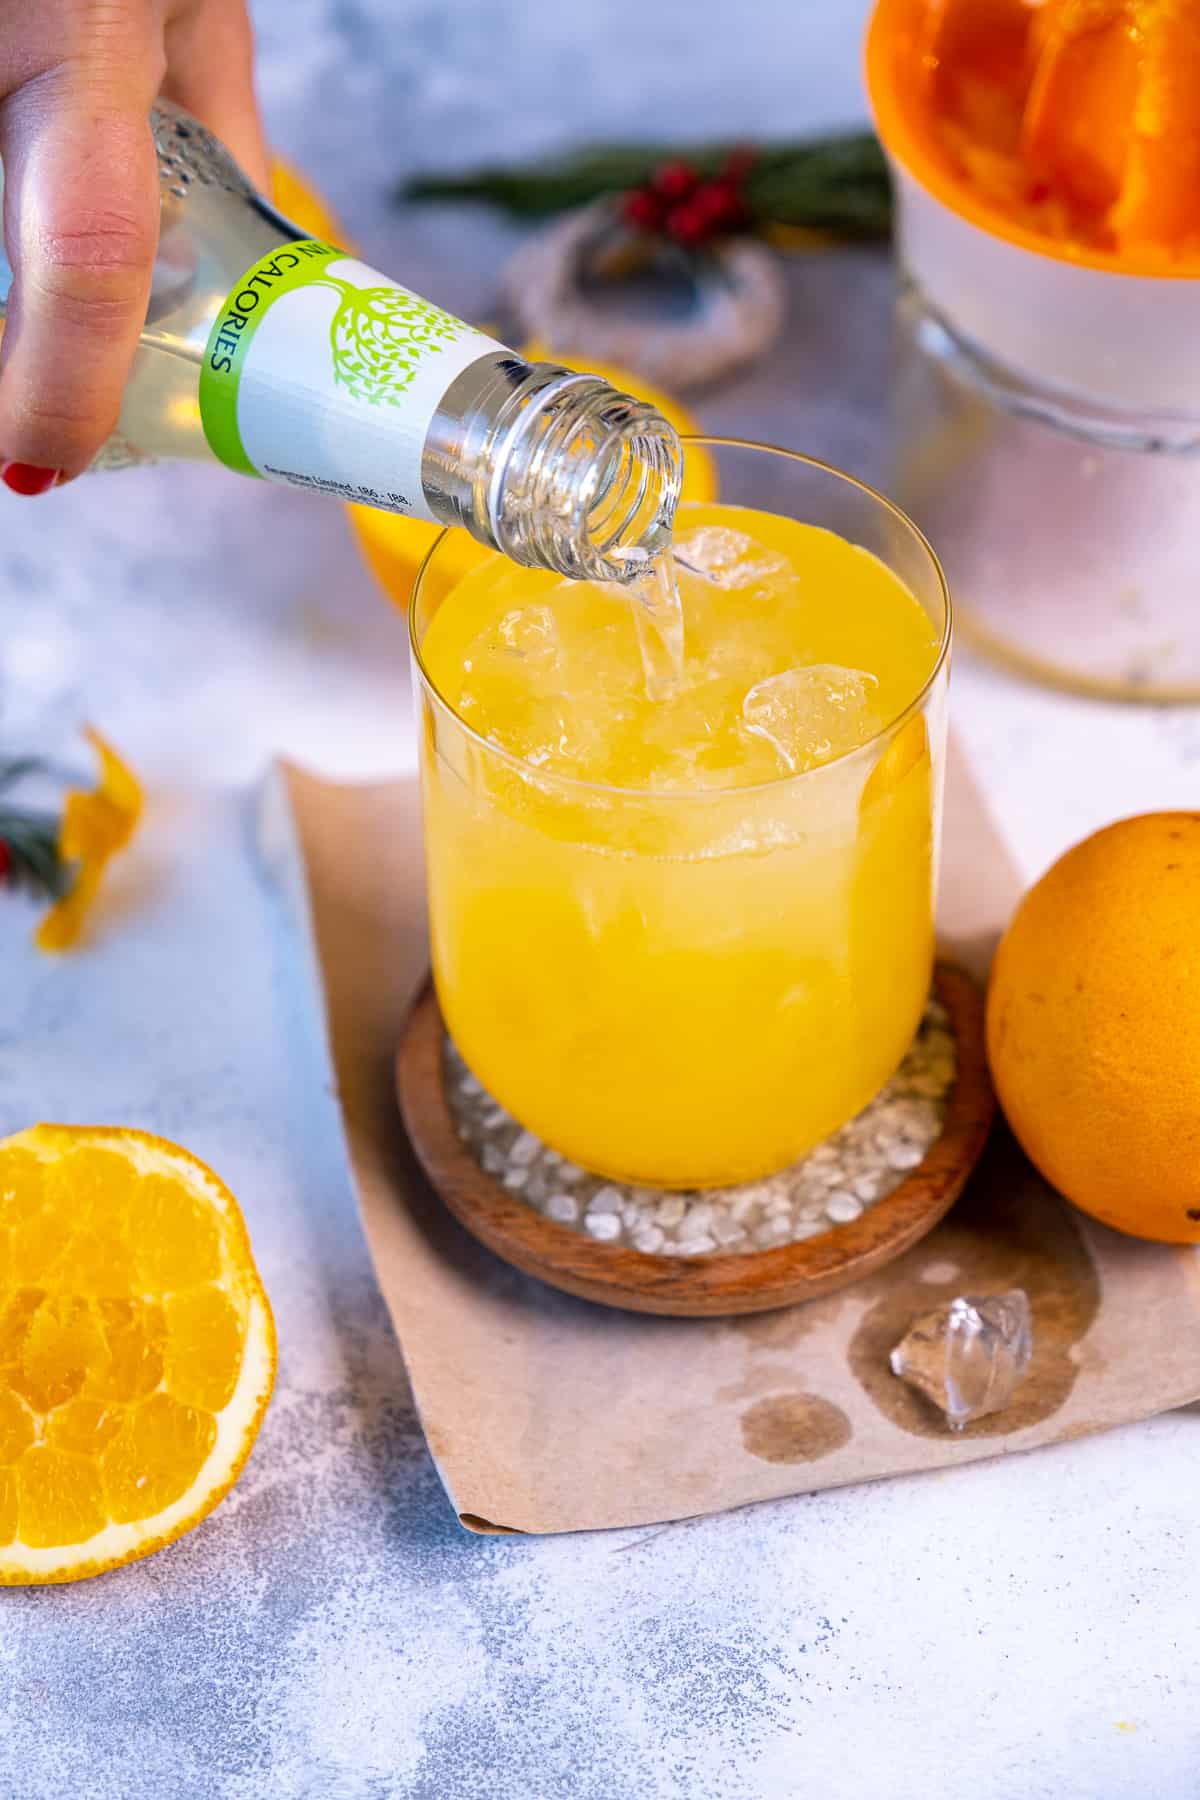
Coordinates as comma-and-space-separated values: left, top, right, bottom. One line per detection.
0, 0, 267, 492
0, 3, 164, 486
162, 0, 269, 193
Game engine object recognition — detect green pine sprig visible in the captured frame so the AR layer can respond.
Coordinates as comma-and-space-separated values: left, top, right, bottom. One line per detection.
400, 133, 892, 238
0, 760, 70, 899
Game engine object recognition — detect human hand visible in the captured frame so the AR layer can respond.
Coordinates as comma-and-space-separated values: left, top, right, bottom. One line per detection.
0, 0, 267, 493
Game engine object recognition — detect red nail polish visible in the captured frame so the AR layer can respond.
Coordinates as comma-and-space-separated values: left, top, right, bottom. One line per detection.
1, 462, 61, 496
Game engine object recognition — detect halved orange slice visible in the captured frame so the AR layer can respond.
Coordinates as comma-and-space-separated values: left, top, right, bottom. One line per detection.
1020, 0, 1140, 215
1110, 0, 1200, 254
0, 1127, 276, 1585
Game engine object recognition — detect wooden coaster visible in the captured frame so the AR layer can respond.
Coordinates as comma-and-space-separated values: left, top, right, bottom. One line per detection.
396, 963, 995, 1318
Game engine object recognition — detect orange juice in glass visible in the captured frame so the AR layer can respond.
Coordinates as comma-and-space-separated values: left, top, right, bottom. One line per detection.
412, 441, 950, 1189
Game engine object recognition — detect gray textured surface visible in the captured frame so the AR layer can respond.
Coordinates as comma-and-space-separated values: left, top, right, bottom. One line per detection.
3, 2, 1200, 1795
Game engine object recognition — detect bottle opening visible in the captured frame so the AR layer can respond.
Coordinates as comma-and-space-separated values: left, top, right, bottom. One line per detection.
488, 371, 682, 582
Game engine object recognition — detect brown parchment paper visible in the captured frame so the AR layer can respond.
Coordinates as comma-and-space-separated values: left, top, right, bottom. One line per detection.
283, 746, 1200, 1535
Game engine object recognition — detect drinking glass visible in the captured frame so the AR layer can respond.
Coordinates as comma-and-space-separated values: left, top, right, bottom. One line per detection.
411, 440, 951, 1188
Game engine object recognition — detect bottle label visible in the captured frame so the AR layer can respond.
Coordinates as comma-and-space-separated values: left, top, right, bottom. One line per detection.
199, 240, 503, 517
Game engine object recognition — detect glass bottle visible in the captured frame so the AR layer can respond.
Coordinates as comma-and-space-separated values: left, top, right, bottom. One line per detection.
0, 102, 681, 584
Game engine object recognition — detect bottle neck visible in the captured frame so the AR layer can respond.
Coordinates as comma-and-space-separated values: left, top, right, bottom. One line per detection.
1, 99, 684, 579
424, 357, 682, 582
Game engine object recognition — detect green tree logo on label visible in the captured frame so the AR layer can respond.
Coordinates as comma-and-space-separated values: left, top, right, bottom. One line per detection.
321, 278, 466, 404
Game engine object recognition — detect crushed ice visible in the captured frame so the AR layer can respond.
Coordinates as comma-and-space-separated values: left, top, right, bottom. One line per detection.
742, 665, 881, 774
890, 1290, 1034, 1430
673, 526, 791, 592
445, 995, 956, 1258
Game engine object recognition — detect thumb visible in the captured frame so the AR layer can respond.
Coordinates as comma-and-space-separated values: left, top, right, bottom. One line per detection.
0, 67, 160, 481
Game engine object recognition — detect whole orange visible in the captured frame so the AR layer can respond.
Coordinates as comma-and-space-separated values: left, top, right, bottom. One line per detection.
987, 812, 1200, 1244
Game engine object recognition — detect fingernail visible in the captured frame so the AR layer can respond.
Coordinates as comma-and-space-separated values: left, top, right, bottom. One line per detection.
1, 462, 61, 496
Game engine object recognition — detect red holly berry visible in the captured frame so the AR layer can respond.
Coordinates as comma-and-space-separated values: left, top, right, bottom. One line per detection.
721, 147, 757, 184
663, 179, 749, 247
700, 179, 749, 228
0, 839, 10, 883
622, 187, 665, 231
664, 200, 710, 245
654, 160, 700, 203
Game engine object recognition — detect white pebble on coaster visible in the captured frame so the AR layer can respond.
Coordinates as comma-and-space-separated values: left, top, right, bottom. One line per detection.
444, 996, 956, 1259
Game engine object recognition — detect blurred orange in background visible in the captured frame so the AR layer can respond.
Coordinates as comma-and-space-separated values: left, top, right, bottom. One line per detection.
270, 159, 344, 244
